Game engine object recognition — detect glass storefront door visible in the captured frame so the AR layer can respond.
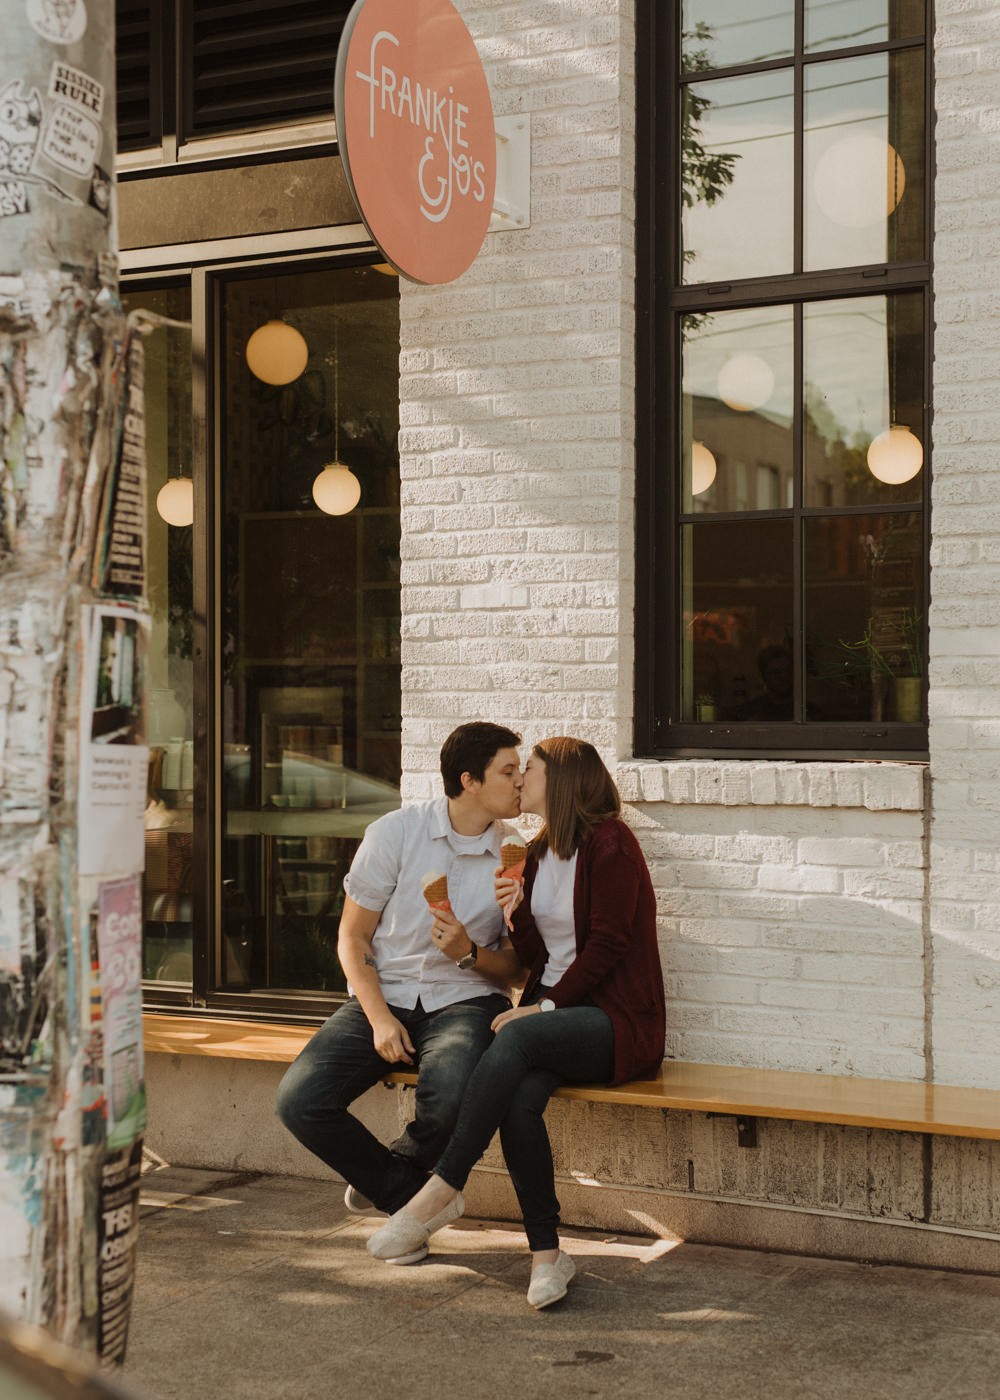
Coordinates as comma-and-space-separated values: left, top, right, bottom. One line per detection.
127, 257, 401, 1011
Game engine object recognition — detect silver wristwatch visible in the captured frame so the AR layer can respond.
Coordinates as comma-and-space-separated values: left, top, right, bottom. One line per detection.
456, 943, 478, 970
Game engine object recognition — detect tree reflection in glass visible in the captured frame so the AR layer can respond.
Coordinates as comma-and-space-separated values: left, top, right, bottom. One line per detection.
803, 293, 923, 508
682, 1, 794, 73
682, 68, 793, 284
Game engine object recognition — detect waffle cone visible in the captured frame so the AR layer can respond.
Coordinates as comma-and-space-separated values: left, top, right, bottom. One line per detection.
421, 873, 449, 907
501, 842, 527, 870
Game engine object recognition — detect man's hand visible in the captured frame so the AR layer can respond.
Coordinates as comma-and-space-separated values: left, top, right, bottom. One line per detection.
491, 1003, 542, 1033
430, 904, 475, 963
370, 1013, 416, 1065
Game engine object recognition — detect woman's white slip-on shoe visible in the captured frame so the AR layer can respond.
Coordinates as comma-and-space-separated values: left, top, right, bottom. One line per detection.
366, 1193, 465, 1260
526, 1251, 576, 1309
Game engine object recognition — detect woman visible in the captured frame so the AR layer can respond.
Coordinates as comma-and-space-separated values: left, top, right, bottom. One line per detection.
368, 737, 666, 1308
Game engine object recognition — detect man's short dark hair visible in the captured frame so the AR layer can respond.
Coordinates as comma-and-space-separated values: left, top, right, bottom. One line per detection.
440, 722, 522, 798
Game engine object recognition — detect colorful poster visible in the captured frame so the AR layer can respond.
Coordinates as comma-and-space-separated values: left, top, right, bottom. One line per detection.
78, 604, 149, 876
95, 876, 146, 1151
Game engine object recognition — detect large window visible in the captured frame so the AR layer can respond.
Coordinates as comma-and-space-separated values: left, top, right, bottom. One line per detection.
125, 256, 401, 1016
637, 1, 931, 755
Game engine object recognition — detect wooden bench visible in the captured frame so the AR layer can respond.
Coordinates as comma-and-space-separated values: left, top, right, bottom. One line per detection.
142, 1011, 1000, 1143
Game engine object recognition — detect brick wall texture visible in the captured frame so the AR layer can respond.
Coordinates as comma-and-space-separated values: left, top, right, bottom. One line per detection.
927, 0, 1000, 1090
394, 1, 1000, 1090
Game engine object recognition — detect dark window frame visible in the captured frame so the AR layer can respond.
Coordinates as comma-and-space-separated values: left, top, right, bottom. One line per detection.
635, 2, 934, 760
128, 245, 401, 1026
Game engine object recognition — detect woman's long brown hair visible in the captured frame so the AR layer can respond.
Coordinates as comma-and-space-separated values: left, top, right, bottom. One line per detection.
531, 737, 621, 860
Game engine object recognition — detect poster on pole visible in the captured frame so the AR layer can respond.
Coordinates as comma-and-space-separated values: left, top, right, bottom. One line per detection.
77, 604, 149, 876
95, 875, 146, 1150
97, 1139, 143, 1366
93, 331, 147, 599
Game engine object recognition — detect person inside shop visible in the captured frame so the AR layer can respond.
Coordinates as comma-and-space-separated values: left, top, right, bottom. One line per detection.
276, 721, 525, 1261
367, 736, 666, 1309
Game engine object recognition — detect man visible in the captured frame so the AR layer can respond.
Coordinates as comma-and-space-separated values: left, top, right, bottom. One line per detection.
276, 721, 524, 1262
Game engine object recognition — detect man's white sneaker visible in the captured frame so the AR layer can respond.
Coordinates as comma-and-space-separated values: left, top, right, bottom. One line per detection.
526, 1251, 576, 1309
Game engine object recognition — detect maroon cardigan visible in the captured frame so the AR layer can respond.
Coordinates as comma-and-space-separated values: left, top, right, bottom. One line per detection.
509, 817, 666, 1085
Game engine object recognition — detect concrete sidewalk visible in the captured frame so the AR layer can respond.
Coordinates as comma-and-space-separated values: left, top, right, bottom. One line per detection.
123, 1166, 1000, 1400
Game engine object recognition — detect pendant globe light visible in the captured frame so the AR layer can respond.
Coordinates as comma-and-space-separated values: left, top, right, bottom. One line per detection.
246, 319, 308, 385
690, 440, 717, 496
156, 469, 194, 527
867, 424, 923, 485
313, 312, 361, 516
246, 281, 309, 385
717, 353, 775, 413
867, 301, 922, 486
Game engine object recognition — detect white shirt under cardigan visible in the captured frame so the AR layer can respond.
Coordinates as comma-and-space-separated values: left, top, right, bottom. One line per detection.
529, 850, 579, 985
343, 796, 519, 1011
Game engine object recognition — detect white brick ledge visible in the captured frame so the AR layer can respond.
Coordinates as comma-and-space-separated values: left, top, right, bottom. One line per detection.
615, 760, 926, 812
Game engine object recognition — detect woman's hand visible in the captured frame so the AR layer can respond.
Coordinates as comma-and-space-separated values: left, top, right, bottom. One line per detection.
430, 905, 474, 963
491, 1003, 542, 1033
494, 869, 524, 915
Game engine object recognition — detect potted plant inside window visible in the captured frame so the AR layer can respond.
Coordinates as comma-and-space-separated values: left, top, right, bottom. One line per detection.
837, 610, 922, 722
695, 693, 718, 722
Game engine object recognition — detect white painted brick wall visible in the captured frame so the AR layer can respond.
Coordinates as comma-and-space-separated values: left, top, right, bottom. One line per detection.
394, 0, 996, 1090
399, 0, 637, 787
928, 0, 1000, 1091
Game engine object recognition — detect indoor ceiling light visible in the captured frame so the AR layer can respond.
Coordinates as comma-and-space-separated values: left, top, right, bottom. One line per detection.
312, 309, 361, 516
312, 464, 362, 515
691, 441, 717, 496
156, 477, 194, 527
717, 353, 775, 412
866, 424, 923, 485
813, 134, 906, 230
245, 319, 309, 385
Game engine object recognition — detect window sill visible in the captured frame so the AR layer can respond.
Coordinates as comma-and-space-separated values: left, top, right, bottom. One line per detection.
614, 758, 926, 812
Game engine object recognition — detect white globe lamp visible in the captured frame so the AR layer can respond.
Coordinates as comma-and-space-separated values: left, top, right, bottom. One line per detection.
866, 424, 923, 485
690, 441, 717, 496
156, 477, 194, 527
312, 464, 362, 516
717, 353, 776, 412
245, 320, 309, 385
814, 134, 906, 230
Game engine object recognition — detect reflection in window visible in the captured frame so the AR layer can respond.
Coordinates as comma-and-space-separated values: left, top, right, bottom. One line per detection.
804, 293, 923, 507
220, 263, 401, 995
122, 285, 194, 986
682, 0, 794, 73
805, 50, 924, 270
682, 306, 793, 513
805, 513, 923, 722
681, 520, 793, 721
805, 0, 925, 54
681, 70, 793, 284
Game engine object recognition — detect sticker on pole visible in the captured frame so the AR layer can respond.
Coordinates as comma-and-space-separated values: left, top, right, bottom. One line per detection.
335, 0, 497, 284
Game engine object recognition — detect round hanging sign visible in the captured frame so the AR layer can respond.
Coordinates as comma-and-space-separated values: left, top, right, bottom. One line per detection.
335, 0, 497, 284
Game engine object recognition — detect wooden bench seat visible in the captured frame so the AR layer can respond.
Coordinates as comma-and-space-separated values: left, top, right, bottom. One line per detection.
142, 1012, 1000, 1142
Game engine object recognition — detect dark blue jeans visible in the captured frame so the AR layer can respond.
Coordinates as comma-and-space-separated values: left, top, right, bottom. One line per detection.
433, 1003, 615, 1252
276, 994, 509, 1213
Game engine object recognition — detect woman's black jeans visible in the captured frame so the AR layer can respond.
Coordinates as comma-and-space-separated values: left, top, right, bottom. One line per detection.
433, 1000, 615, 1252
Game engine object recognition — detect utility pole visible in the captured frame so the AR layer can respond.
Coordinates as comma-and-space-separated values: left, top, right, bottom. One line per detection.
0, 0, 148, 1362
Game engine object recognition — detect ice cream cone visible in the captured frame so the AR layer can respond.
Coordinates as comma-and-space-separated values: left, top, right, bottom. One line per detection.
501, 841, 527, 871
421, 871, 450, 910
